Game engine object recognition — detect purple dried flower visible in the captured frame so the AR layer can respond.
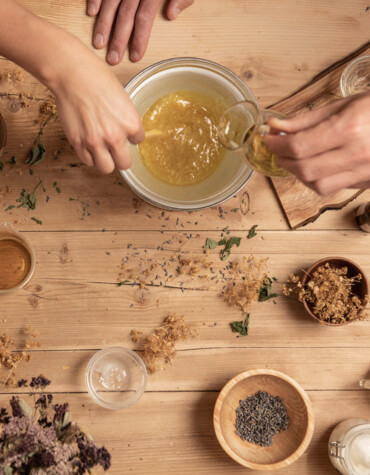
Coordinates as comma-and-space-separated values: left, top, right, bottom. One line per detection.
97, 446, 111, 471
53, 403, 69, 425
0, 407, 10, 424
30, 449, 55, 469
10, 396, 23, 418
30, 375, 51, 389
17, 378, 28, 388
47, 394, 53, 404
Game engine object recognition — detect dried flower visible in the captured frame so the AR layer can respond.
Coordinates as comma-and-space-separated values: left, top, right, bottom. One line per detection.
282, 263, 368, 324
131, 313, 198, 373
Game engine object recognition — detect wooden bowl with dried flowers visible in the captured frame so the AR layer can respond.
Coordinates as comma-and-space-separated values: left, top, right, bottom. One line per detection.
0, 111, 6, 157
213, 369, 314, 471
300, 257, 369, 326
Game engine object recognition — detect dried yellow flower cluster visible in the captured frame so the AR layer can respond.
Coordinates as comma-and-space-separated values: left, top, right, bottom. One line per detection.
223, 256, 269, 312
282, 263, 368, 324
131, 313, 198, 373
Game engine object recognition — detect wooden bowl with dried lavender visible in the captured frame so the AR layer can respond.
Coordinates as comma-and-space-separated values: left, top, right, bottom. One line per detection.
0, 110, 6, 157
284, 257, 369, 326
213, 369, 314, 471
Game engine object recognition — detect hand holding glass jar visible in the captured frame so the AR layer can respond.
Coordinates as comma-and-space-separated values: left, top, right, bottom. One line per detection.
263, 91, 370, 195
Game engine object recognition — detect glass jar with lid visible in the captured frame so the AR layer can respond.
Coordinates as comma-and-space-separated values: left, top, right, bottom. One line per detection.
217, 100, 290, 178
328, 418, 370, 475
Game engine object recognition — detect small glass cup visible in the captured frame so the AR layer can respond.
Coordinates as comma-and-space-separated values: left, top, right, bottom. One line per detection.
218, 101, 290, 178
340, 55, 370, 97
0, 222, 36, 295
85, 347, 147, 410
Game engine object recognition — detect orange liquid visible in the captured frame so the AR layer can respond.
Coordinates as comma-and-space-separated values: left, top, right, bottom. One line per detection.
0, 238, 31, 289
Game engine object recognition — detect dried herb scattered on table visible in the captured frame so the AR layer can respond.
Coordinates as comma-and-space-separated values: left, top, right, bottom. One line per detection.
235, 391, 289, 447
282, 263, 368, 324
16, 180, 43, 211
31, 217, 42, 225
203, 236, 242, 261
25, 113, 56, 166
131, 313, 198, 373
259, 277, 279, 301
231, 313, 250, 336
247, 224, 258, 239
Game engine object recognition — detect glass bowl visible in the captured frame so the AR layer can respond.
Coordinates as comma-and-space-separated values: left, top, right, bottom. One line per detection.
85, 347, 147, 410
340, 55, 370, 97
0, 222, 36, 295
121, 57, 256, 210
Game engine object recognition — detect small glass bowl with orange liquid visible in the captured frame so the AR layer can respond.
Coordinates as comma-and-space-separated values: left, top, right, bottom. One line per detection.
0, 223, 36, 294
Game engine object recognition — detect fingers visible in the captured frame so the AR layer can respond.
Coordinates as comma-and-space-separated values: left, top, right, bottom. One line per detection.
130, 0, 162, 62
110, 139, 132, 170
268, 97, 350, 133
91, 146, 116, 174
264, 113, 346, 160
87, 0, 103, 16
75, 146, 95, 167
277, 147, 354, 184
307, 166, 370, 195
167, 0, 194, 20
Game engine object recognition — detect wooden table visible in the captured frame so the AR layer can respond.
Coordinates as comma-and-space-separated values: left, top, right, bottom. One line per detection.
0, 1, 369, 473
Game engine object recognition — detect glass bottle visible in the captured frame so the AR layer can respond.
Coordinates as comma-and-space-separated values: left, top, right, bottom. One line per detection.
328, 418, 370, 475
355, 202, 370, 233
217, 100, 290, 178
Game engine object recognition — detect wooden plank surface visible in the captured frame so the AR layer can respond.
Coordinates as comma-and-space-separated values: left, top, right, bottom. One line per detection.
0, 1, 370, 474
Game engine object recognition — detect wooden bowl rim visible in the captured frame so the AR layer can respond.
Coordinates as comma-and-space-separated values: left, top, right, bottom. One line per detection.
213, 369, 315, 471
301, 256, 369, 327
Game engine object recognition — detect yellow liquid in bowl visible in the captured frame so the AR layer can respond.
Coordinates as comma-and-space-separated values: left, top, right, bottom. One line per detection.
138, 91, 226, 186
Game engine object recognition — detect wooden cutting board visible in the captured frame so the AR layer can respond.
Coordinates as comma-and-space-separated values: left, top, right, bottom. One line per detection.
269, 42, 369, 229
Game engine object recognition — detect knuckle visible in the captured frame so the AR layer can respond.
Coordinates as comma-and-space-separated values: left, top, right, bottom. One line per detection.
118, 3, 137, 19
288, 136, 305, 159
68, 134, 82, 149
137, 5, 154, 22
84, 135, 100, 150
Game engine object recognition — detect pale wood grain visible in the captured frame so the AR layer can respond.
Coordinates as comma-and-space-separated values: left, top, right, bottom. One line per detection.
0, 392, 367, 474
1, 347, 369, 393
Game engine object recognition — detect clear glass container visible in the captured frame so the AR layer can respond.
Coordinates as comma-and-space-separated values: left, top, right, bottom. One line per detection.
0, 222, 36, 294
123, 57, 255, 210
85, 347, 147, 410
340, 56, 370, 97
355, 202, 370, 233
218, 101, 290, 178
328, 418, 370, 475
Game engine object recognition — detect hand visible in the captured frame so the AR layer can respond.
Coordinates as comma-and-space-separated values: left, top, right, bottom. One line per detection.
53, 47, 144, 174
87, 0, 194, 65
263, 92, 370, 195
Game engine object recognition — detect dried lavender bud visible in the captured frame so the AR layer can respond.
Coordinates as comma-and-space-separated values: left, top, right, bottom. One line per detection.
36, 395, 48, 409
30, 375, 51, 389
10, 396, 23, 418
0, 407, 10, 424
17, 378, 28, 388
235, 390, 289, 447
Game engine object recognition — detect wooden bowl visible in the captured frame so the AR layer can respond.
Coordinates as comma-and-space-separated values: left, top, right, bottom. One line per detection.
0, 111, 6, 157
301, 257, 369, 326
213, 369, 314, 471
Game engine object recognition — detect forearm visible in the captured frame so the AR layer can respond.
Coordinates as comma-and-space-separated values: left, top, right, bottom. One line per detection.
0, 0, 94, 93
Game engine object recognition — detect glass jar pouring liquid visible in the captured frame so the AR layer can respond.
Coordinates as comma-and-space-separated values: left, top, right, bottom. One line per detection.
328, 418, 370, 475
218, 101, 290, 178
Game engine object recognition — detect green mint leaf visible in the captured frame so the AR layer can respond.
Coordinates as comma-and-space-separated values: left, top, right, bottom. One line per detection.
247, 225, 258, 239
204, 238, 220, 249
31, 217, 42, 225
